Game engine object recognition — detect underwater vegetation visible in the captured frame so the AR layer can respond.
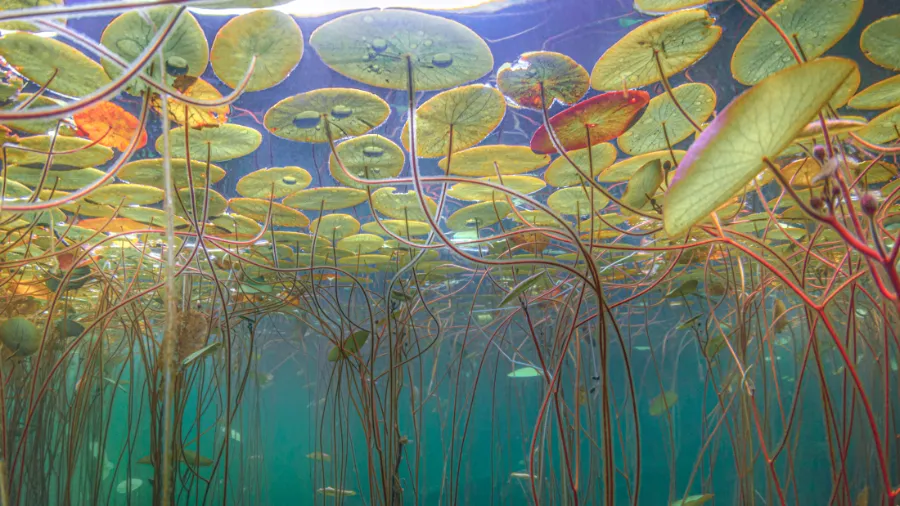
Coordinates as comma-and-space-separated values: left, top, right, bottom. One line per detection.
0, 0, 898, 504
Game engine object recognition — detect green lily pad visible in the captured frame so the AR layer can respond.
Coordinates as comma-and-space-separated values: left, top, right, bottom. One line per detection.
447, 175, 545, 202
236, 166, 312, 199
1, 94, 77, 135
848, 74, 900, 110
211, 10, 303, 92
6, 135, 113, 168
401, 84, 506, 158
446, 201, 511, 231
228, 198, 310, 228
617, 83, 716, 155
663, 58, 855, 237
371, 187, 438, 221
649, 391, 678, 416
670, 493, 713, 506
861, 14, 900, 71
731, 0, 862, 85
327, 330, 369, 362
497, 51, 589, 109
100, 7, 208, 94
329, 135, 405, 189
310, 9, 492, 91
4, 166, 105, 190
507, 367, 542, 378
0, 0, 65, 32
634, 0, 708, 15
118, 158, 226, 189
0, 32, 110, 98
438, 145, 550, 177
543, 143, 617, 187
547, 186, 609, 215
855, 104, 900, 144
620, 159, 664, 212
590, 9, 721, 91
264, 88, 389, 143
599, 150, 684, 183
283, 187, 368, 211
156, 124, 262, 162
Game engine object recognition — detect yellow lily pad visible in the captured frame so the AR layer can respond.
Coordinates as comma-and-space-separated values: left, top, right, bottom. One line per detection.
361, 219, 432, 237
618, 83, 716, 155
0, 32, 110, 98
447, 175, 545, 202
731, 0, 862, 85
236, 166, 312, 199
371, 187, 438, 221
663, 57, 856, 237
152, 78, 230, 129
544, 143, 617, 187
861, 14, 900, 71
310, 214, 360, 241
7, 135, 113, 168
228, 198, 310, 228
87, 184, 165, 206
156, 124, 262, 162
118, 158, 226, 189
446, 201, 512, 232
336, 234, 384, 254
599, 150, 684, 182
547, 186, 609, 215
856, 104, 900, 144
849, 74, 900, 110
283, 187, 368, 211
590, 9, 721, 91
175, 188, 228, 219
4, 166, 105, 190
437, 145, 550, 177
634, 0, 708, 15
329, 135, 404, 189
211, 10, 303, 92
401, 84, 505, 158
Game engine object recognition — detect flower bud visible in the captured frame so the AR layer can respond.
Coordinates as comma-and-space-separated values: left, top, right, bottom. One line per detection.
813, 145, 827, 162
809, 196, 824, 210
860, 192, 878, 217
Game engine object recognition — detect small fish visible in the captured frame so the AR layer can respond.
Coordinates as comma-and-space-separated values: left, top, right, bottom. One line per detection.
317, 486, 356, 497
617, 16, 643, 28
307, 451, 332, 462
510, 471, 532, 480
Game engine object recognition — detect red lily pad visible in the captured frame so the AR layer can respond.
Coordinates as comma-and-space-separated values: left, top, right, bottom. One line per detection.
529, 91, 649, 154
74, 101, 147, 151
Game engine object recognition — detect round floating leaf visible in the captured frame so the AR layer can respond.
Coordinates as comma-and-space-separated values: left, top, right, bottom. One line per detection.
5, 166, 105, 190
649, 391, 678, 416
310, 214, 360, 241
590, 9, 721, 91
88, 184, 164, 206
544, 143, 617, 187
848, 74, 900, 110
446, 201, 511, 231
100, 8, 208, 93
7, 135, 113, 168
309, 9, 492, 91
264, 88, 389, 143
617, 83, 716, 155
401, 84, 505, 158
40, 190, 115, 218
228, 198, 310, 228
336, 234, 384, 254
361, 220, 432, 237
447, 175, 545, 202
118, 206, 189, 228
529, 91, 650, 154
663, 58, 856, 237
327, 330, 369, 362
73, 102, 147, 151
497, 51, 589, 109
211, 214, 261, 238
828, 65, 860, 109
854, 104, 900, 145
119, 158, 226, 189
547, 186, 609, 215
438, 145, 550, 177
211, 10, 303, 92
731, 0, 862, 85
175, 188, 228, 218
0, 32, 110, 98
371, 187, 438, 221
152, 78, 229, 129
507, 367, 542, 378
236, 166, 312, 199
861, 14, 900, 71
0, 317, 40, 357
0, 178, 32, 199
670, 494, 713, 506
621, 159, 664, 212
0, 0, 65, 32
283, 187, 368, 211
156, 124, 262, 162
329, 135, 405, 189
2, 94, 78, 135
634, 0, 708, 14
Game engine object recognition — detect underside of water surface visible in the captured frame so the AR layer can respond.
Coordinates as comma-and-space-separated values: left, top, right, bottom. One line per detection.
0, 0, 899, 504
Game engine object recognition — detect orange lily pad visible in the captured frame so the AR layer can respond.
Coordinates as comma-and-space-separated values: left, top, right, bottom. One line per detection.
73, 102, 147, 151
77, 217, 147, 233
529, 91, 649, 154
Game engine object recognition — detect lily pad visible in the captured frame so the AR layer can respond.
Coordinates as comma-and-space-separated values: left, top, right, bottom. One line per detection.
590, 9, 721, 91
547, 186, 610, 215
361, 220, 432, 237
211, 10, 303, 92
634, 0, 709, 14
0, 0, 65, 32
153, 78, 230, 129
544, 143, 617, 187
848, 74, 900, 110
620, 159, 664, 211
283, 187, 368, 211
7, 135, 113, 169
861, 14, 900, 71
228, 198, 310, 228
371, 187, 438, 221
156, 124, 262, 162
118, 158, 226, 189
447, 175, 545, 202
310, 214, 360, 241
5, 166, 105, 190
87, 184, 164, 206
497, 51, 589, 109
508, 367, 542, 378
401, 84, 506, 158
731, 0, 862, 85
73, 102, 147, 151
617, 83, 716, 155
0, 32, 110, 98
327, 330, 369, 362
446, 201, 512, 231
663, 58, 855, 237
309, 9, 492, 91
670, 494, 713, 506
100, 7, 208, 93
329, 135, 405, 189
649, 391, 678, 416
529, 91, 649, 154
264, 88, 389, 143
236, 166, 312, 199
855, 104, 900, 145
438, 145, 550, 177
599, 150, 684, 183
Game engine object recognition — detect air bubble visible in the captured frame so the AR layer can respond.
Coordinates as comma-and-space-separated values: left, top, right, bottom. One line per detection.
293, 111, 321, 129
432, 53, 453, 68
331, 105, 352, 119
